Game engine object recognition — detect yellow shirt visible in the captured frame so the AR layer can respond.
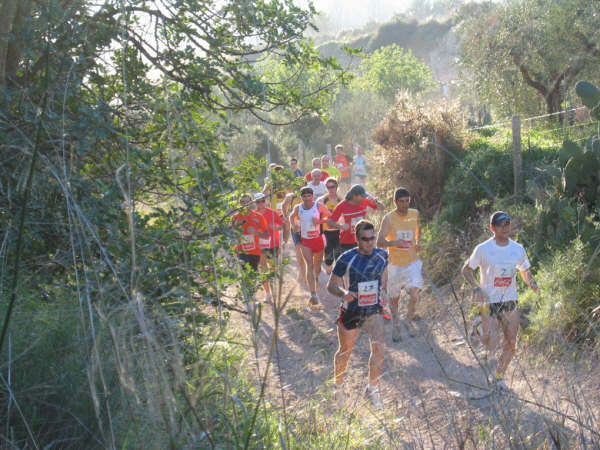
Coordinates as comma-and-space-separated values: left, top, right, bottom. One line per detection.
270, 190, 288, 214
384, 208, 419, 267
321, 194, 341, 231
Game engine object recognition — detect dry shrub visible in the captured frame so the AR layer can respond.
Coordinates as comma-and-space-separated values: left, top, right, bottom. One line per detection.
371, 98, 464, 219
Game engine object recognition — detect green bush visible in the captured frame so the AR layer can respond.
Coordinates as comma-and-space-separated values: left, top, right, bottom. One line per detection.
521, 237, 600, 348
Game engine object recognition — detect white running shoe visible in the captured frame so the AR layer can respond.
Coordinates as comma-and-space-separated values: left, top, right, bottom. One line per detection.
366, 385, 384, 410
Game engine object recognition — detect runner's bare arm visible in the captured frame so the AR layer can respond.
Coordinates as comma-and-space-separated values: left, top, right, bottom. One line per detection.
289, 205, 300, 232
327, 274, 355, 302
462, 261, 487, 301
317, 204, 331, 223
519, 269, 540, 294
376, 215, 401, 247
381, 266, 389, 306
415, 216, 422, 252
366, 194, 385, 210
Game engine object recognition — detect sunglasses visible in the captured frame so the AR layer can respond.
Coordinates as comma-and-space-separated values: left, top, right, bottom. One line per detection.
359, 236, 376, 242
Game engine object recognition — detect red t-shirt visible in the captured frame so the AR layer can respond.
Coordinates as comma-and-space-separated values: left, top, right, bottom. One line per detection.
305, 170, 329, 182
258, 207, 283, 249
329, 198, 377, 244
232, 210, 268, 255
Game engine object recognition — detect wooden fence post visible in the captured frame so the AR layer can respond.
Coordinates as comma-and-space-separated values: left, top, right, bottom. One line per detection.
512, 115, 522, 197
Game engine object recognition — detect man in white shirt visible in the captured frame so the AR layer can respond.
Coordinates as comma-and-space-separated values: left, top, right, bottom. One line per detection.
462, 211, 540, 391
308, 169, 327, 197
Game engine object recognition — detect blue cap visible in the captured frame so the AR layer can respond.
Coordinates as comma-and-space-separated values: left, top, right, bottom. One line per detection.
490, 211, 511, 226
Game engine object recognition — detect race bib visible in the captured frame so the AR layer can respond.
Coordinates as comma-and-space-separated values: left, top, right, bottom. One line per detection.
306, 229, 319, 239
358, 280, 378, 306
259, 238, 271, 249
350, 216, 362, 231
493, 264, 514, 287
396, 229, 413, 249
241, 234, 255, 251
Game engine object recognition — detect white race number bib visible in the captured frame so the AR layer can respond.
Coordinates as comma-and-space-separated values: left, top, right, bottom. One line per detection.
396, 229, 413, 249
241, 234, 256, 251
493, 264, 514, 288
358, 280, 378, 306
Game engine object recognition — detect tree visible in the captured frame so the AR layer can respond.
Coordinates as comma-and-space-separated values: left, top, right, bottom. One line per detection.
352, 44, 435, 102
458, 0, 600, 118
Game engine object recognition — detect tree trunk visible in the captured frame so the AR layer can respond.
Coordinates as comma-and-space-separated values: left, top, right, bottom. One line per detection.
545, 89, 564, 121
5, 0, 31, 85
0, 0, 19, 86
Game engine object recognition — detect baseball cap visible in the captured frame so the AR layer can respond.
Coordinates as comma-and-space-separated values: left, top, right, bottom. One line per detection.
490, 211, 511, 226
345, 184, 369, 201
253, 192, 266, 201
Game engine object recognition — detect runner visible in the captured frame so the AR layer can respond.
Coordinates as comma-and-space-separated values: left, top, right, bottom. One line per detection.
307, 168, 327, 197
282, 190, 307, 287
318, 177, 342, 275
305, 157, 329, 182
232, 194, 270, 298
353, 145, 367, 184
289, 186, 330, 307
255, 192, 284, 303
326, 184, 384, 253
334, 144, 351, 189
376, 187, 423, 341
327, 220, 388, 410
462, 211, 540, 391
321, 154, 340, 180
290, 157, 303, 178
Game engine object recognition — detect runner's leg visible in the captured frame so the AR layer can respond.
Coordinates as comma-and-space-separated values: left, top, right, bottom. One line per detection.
295, 243, 307, 286
407, 287, 420, 321
334, 324, 360, 385
301, 244, 317, 296
313, 250, 323, 280
364, 314, 385, 387
496, 308, 520, 378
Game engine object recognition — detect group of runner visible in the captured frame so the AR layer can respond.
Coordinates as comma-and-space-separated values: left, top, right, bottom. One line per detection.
232, 147, 541, 411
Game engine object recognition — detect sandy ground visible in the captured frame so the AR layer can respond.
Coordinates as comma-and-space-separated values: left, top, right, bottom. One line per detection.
228, 241, 600, 448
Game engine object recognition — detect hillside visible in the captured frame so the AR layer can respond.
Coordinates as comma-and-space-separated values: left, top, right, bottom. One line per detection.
317, 17, 459, 84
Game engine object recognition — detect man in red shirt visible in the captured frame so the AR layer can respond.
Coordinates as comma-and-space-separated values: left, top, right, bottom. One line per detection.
255, 192, 284, 303
327, 185, 385, 253
232, 193, 270, 298
305, 157, 329, 182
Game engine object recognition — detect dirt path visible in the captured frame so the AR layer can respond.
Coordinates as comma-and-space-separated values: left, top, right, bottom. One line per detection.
230, 242, 600, 448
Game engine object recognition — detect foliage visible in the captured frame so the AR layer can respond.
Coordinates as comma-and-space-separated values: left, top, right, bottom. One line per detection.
457, 0, 600, 117
352, 44, 435, 101
521, 237, 600, 347
370, 98, 464, 219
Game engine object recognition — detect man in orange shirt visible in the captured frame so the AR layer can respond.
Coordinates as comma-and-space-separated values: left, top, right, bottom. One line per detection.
232, 193, 270, 298
334, 144, 351, 188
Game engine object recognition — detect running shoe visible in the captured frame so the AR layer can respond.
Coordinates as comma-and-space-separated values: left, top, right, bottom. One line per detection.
382, 313, 391, 321
309, 293, 320, 306
366, 385, 383, 410
406, 320, 418, 337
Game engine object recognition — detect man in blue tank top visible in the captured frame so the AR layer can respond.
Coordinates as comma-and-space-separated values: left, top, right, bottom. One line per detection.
327, 220, 388, 410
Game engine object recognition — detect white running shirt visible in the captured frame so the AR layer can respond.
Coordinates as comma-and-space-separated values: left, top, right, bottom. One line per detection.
467, 238, 531, 303
298, 202, 321, 239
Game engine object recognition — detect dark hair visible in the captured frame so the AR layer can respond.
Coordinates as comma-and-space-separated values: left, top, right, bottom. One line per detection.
394, 187, 410, 200
291, 157, 298, 163
324, 177, 338, 186
300, 186, 314, 196
354, 219, 374, 237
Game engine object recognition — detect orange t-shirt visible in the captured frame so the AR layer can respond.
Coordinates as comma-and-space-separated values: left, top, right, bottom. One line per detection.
232, 210, 268, 255
334, 154, 350, 179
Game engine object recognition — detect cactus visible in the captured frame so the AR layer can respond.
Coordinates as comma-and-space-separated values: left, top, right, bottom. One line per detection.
558, 139, 582, 166
562, 151, 599, 201
575, 80, 600, 120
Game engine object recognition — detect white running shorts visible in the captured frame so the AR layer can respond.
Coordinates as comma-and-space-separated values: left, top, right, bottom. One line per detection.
388, 259, 423, 297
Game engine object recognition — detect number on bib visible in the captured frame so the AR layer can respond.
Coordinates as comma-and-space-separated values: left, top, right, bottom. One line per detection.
358, 280, 378, 306
493, 264, 514, 288
241, 234, 256, 251
259, 238, 271, 249
396, 229, 413, 249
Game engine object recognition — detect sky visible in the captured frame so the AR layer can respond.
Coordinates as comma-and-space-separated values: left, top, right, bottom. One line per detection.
300, 0, 409, 30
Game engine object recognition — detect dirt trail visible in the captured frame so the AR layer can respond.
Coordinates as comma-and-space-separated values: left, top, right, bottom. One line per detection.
230, 242, 600, 447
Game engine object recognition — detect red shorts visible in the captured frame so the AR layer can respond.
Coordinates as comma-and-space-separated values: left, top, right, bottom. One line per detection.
301, 235, 325, 253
